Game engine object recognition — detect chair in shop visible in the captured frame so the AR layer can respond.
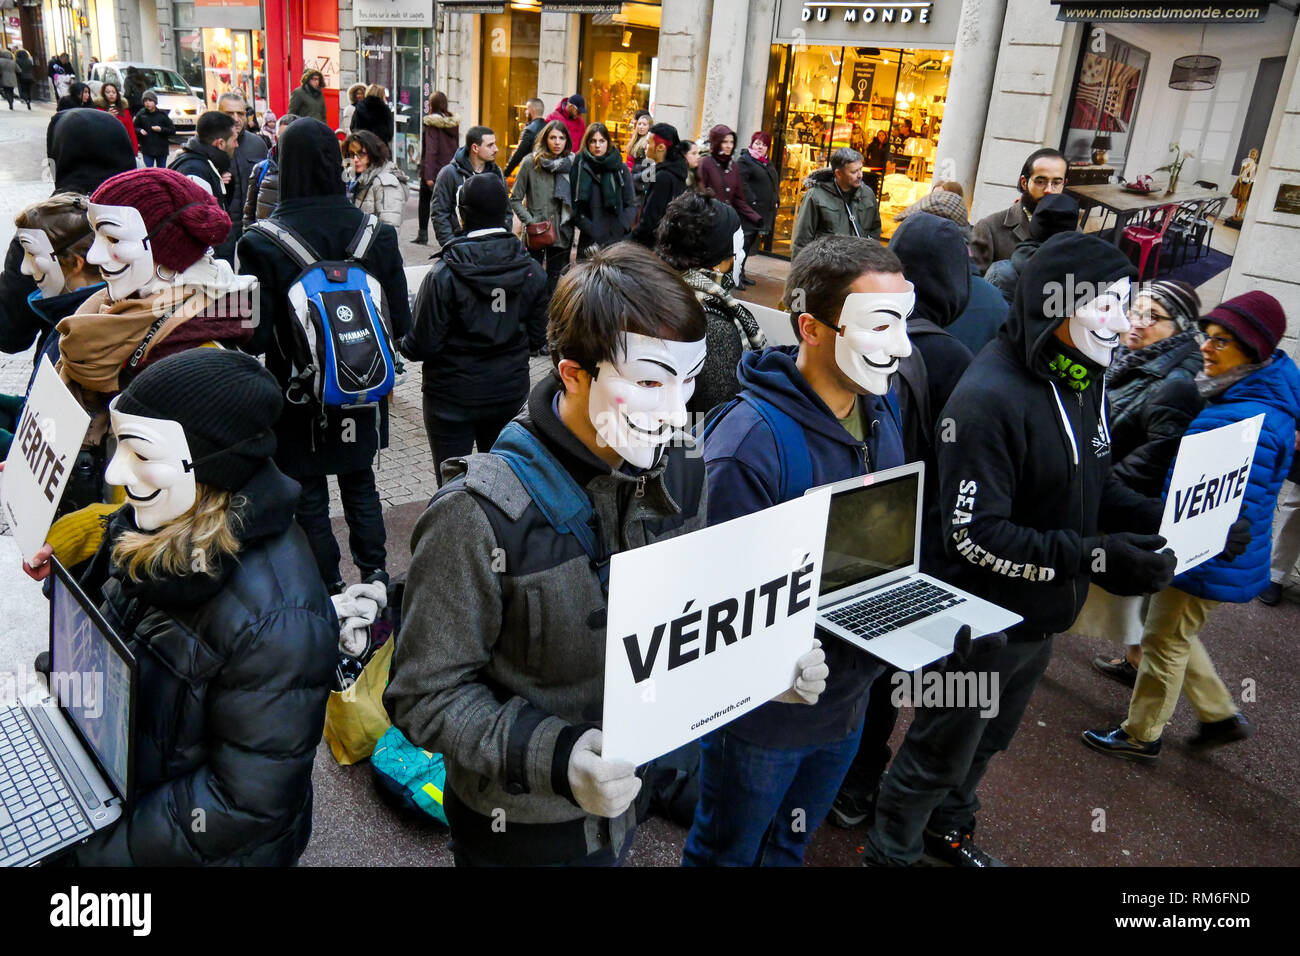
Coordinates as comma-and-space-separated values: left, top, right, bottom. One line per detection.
1184, 197, 1227, 264
1121, 203, 1178, 281
1164, 199, 1207, 268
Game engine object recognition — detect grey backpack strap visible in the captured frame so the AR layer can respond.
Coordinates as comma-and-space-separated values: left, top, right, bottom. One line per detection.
248, 220, 320, 270
346, 214, 380, 261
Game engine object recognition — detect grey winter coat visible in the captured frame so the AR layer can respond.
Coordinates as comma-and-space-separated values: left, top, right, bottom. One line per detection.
509, 155, 574, 248
351, 160, 409, 227
0, 52, 18, 88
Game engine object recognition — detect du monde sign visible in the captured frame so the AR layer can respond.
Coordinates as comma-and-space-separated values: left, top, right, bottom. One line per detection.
774, 2, 962, 45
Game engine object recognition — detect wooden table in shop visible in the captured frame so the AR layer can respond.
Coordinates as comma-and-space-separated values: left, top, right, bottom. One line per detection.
1066, 182, 1228, 247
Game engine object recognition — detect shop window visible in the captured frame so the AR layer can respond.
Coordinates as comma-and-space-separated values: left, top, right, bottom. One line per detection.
200, 28, 264, 111
361, 27, 394, 90
577, 2, 661, 155
175, 29, 204, 92
481, 9, 540, 167
764, 45, 952, 255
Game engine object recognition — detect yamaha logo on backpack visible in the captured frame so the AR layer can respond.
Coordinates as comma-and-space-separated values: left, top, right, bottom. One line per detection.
335, 305, 355, 324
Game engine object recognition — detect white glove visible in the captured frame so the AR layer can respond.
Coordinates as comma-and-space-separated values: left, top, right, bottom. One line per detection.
566, 729, 642, 819
772, 639, 829, 706
330, 581, 388, 657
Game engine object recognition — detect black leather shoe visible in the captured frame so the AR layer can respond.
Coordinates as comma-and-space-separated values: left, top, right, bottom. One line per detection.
1092, 655, 1138, 687
412, 232, 428, 245
922, 828, 1006, 867
1188, 713, 1254, 750
1081, 725, 1161, 763
1258, 582, 1283, 606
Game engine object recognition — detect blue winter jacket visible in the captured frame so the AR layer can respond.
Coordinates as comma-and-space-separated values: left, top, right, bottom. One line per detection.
700, 345, 906, 748
1172, 350, 1300, 603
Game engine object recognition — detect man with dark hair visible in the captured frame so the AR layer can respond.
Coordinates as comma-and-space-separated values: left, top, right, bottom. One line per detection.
402, 174, 548, 479
791, 146, 882, 261
969, 146, 1069, 275
504, 97, 546, 178
386, 243, 716, 867
430, 124, 508, 247
169, 110, 239, 261
217, 90, 268, 246
684, 234, 910, 866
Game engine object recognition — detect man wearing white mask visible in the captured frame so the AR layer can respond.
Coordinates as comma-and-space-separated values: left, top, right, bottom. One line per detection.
387, 243, 815, 866
685, 235, 912, 866
860, 232, 1176, 869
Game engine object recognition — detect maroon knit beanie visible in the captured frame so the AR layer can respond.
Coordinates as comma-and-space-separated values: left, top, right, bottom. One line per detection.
1200, 291, 1287, 363
89, 168, 231, 272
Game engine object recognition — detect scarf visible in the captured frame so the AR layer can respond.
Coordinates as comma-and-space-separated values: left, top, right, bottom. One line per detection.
682, 269, 767, 351
626, 132, 650, 161
1196, 356, 1271, 399
1107, 330, 1198, 385
572, 147, 626, 215
538, 153, 574, 225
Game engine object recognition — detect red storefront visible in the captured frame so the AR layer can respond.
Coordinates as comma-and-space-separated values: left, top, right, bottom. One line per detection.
265, 0, 340, 128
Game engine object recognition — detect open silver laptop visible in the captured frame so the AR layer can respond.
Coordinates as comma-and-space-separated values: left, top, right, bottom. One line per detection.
0, 559, 134, 866
808, 462, 1022, 671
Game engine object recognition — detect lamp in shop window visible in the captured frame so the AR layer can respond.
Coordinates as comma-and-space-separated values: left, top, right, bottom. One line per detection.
1090, 134, 1112, 166
621, 29, 632, 49
1169, 26, 1220, 91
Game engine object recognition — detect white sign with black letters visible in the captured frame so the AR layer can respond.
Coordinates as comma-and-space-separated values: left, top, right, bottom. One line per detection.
602, 488, 832, 766
1, 357, 92, 562
1158, 415, 1264, 576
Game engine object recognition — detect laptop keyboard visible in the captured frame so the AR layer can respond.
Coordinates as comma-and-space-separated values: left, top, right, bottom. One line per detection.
825, 579, 966, 641
0, 708, 92, 866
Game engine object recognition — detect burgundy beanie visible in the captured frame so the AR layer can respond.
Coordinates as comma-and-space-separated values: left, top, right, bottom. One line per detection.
1201, 290, 1287, 362
90, 168, 231, 272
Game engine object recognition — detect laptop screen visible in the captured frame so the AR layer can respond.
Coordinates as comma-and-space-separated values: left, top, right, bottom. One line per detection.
50, 573, 132, 798
820, 470, 920, 596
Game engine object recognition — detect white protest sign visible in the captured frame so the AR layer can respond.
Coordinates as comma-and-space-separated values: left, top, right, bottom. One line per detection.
602, 489, 832, 766
1158, 415, 1264, 576
1, 357, 92, 562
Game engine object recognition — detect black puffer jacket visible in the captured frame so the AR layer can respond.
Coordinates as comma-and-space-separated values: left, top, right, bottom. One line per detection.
735, 148, 779, 236
351, 94, 395, 148
242, 155, 280, 228
1106, 332, 1205, 498
71, 464, 338, 866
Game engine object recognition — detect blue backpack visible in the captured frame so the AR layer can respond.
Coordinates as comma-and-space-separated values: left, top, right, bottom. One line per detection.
698, 393, 814, 500
247, 215, 398, 414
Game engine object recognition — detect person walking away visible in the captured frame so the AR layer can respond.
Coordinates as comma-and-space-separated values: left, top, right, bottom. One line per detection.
735, 131, 779, 287
503, 97, 546, 178
630, 123, 688, 249
243, 115, 297, 228
217, 91, 269, 246
1083, 292, 1299, 761
415, 92, 459, 245
134, 92, 176, 168
570, 123, 635, 257
237, 118, 411, 594
385, 243, 711, 867
969, 147, 1068, 275
545, 93, 587, 153
430, 126, 508, 248
169, 110, 239, 262
1082, 280, 1203, 686
345, 130, 409, 228
288, 68, 327, 122
791, 147, 882, 261
14, 48, 34, 109
653, 191, 765, 414
509, 118, 574, 301
351, 84, 394, 151
402, 175, 548, 479
0, 50, 17, 110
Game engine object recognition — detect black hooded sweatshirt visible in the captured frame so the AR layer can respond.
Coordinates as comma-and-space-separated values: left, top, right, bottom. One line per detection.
889, 212, 975, 572
935, 232, 1160, 641
401, 229, 549, 407
1, 109, 134, 355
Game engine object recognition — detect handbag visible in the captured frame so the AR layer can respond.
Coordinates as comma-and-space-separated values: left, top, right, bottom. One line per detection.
525, 218, 557, 250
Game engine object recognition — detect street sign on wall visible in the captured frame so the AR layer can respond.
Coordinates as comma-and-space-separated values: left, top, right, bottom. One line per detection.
354, 1, 435, 27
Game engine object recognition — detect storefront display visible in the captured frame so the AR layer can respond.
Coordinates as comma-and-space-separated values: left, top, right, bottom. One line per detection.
200, 27, 266, 114
577, 1, 661, 153
364, 27, 435, 175
763, 44, 952, 254
480, 9, 540, 170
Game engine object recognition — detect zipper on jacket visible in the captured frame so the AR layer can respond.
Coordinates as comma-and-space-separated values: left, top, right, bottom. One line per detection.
634, 474, 646, 499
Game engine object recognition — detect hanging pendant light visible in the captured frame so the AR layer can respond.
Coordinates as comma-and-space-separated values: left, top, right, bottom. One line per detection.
1170, 25, 1220, 91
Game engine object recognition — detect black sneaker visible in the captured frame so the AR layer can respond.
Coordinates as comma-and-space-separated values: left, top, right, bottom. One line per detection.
1091, 655, 1138, 688
412, 232, 428, 245
1188, 713, 1254, 750
827, 781, 877, 829
1081, 725, 1161, 763
922, 828, 1006, 867
1258, 582, 1283, 606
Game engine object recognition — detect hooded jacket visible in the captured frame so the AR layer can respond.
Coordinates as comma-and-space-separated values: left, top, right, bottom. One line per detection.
400, 229, 547, 406
168, 138, 237, 261
697, 126, 762, 227
419, 111, 460, 182
701, 345, 905, 747
935, 232, 1161, 641
889, 213, 975, 572
1171, 352, 1300, 603
631, 154, 689, 248
287, 69, 327, 123
351, 94, 395, 147
1, 109, 134, 356
71, 463, 337, 866
545, 99, 586, 156
0, 50, 18, 88
790, 167, 882, 261
430, 145, 509, 248
946, 261, 1009, 356
133, 104, 176, 158
385, 375, 706, 861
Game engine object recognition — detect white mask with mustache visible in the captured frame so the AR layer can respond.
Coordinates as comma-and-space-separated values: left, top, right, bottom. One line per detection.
587, 332, 708, 470
105, 400, 198, 531
1069, 276, 1132, 367
86, 203, 158, 302
17, 229, 67, 299
833, 286, 915, 395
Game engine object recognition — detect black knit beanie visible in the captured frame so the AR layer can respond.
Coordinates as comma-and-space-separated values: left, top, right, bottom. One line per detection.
458, 172, 509, 232
113, 349, 282, 491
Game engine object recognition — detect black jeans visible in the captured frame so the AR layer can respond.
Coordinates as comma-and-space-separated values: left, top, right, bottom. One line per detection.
839, 667, 903, 796
18, 79, 32, 106
0, 86, 13, 109
531, 245, 569, 303
861, 636, 1054, 865
294, 468, 387, 589
423, 395, 524, 485
417, 179, 433, 236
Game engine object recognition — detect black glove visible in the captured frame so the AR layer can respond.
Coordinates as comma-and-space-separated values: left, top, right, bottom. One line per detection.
1216, 517, 1251, 562
932, 624, 1007, 673
1092, 532, 1177, 596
